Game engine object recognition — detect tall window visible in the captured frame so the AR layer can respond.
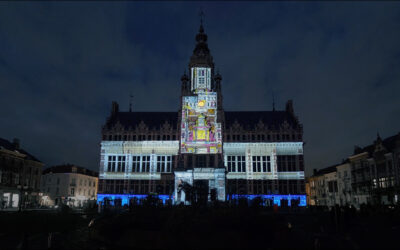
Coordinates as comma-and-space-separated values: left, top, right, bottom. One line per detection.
107, 156, 116, 172
237, 156, 246, 172
226, 156, 246, 173
299, 155, 304, 171
278, 155, 300, 172
252, 156, 271, 173
156, 156, 172, 172
227, 156, 234, 172
142, 156, 151, 172
287, 155, 296, 171
252, 156, 261, 172
262, 156, 271, 172
107, 155, 126, 172
117, 156, 126, 172
132, 156, 140, 172
166, 156, 172, 172
157, 156, 162, 172
277, 156, 287, 172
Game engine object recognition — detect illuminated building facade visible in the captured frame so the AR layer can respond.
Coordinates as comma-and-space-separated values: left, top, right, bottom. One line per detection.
306, 132, 400, 208
97, 23, 306, 206
41, 164, 98, 207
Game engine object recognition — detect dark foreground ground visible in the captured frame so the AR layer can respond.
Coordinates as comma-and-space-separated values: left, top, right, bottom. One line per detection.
1, 204, 400, 249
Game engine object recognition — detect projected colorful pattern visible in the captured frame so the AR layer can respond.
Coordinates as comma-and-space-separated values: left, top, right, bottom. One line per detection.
181, 67, 222, 154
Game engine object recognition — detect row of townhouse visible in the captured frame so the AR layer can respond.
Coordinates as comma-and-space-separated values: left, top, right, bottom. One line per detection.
0, 137, 98, 209
306, 132, 400, 208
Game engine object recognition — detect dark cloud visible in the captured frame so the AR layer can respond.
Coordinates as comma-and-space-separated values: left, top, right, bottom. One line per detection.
0, 2, 399, 175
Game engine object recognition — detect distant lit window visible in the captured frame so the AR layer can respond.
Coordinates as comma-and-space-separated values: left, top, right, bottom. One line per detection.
71, 188, 75, 196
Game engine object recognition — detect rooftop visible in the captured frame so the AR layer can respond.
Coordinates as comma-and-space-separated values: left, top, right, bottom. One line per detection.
43, 164, 98, 177
0, 137, 41, 162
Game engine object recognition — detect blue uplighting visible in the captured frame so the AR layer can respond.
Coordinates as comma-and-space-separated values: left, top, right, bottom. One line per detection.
227, 194, 307, 207
97, 194, 307, 207
97, 194, 173, 205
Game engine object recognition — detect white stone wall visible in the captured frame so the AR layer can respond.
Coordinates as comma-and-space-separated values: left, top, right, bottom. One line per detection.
41, 172, 98, 207
100, 141, 179, 180
223, 142, 304, 180
336, 163, 353, 206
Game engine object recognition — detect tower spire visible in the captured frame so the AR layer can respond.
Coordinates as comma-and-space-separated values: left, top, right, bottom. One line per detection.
199, 9, 205, 26
189, 9, 214, 70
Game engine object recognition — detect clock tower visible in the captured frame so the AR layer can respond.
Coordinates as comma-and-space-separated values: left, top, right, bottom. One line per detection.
175, 22, 226, 204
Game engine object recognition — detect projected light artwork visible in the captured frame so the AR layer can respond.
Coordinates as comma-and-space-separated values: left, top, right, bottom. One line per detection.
181, 67, 222, 154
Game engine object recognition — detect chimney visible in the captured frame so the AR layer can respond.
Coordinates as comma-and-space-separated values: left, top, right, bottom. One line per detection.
285, 100, 294, 115
111, 101, 119, 116
13, 138, 20, 150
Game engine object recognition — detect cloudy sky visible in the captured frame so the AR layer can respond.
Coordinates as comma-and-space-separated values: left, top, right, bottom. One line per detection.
0, 2, 399, 176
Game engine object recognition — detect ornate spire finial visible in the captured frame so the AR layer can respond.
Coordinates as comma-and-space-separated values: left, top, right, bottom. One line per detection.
199, 9, 205, 26
129, 93, 133, 112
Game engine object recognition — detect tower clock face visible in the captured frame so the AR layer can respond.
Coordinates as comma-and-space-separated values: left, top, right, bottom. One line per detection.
198, 100, 205, 107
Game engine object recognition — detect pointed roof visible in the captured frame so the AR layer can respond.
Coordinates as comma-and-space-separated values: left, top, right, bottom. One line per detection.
189, 23, 214, 69
352, 132, 400, 156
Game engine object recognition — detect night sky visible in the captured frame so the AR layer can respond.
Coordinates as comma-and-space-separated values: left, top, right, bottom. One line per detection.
1, 2, 399, 176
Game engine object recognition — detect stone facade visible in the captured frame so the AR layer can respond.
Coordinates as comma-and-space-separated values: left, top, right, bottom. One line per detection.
306, 132, 400, 208
41, 164, 98, 207
0, 138, 44, 209
97, 23, 306, 206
